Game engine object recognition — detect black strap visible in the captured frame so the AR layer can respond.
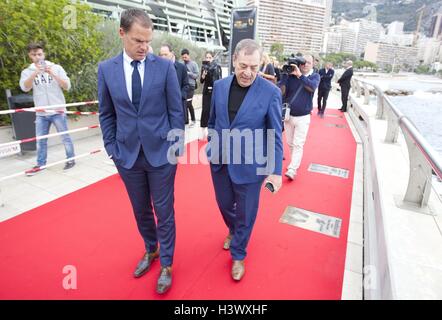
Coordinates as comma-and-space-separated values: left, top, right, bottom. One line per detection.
287, 82, 304, 107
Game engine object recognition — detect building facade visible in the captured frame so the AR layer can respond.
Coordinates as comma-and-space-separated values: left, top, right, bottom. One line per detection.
81, 0, 246, 50
430, 11, 442, 39
380, 21, 414, 47
417, 37, 442, 65
323, 19, 357, 55
364, 41, 418, 71
353, 18, 384, 55
247, 0, 328, 55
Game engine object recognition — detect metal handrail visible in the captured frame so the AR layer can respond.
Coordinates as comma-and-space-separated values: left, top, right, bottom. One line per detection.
351, 77, 442, 207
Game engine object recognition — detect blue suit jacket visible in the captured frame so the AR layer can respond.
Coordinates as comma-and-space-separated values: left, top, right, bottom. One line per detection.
318, 68, 335, 91
98, 53, 184, 169
207, 75, 283, 184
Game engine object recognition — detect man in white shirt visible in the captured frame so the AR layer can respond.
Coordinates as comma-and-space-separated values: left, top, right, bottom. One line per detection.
98, 9, 184, 295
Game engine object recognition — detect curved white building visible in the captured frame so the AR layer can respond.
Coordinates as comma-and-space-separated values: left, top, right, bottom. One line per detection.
81, 0, 247, 50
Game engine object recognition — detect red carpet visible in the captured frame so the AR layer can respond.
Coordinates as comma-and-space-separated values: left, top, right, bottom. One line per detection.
0, 109, 356, 300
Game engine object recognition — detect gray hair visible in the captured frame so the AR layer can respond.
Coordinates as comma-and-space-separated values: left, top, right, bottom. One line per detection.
233, 39, 263, 59
120, 8, 153, 32
346, 60, 353, 66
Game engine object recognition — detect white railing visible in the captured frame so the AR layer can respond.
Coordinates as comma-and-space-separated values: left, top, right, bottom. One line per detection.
351, 78, 442, 208
344, 77, 442, 299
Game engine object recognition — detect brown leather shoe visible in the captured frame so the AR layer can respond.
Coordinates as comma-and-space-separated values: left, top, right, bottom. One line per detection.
156, 266, 172, 294
223, 234, 233, 250
231, 260, 245, 281
133, 249, 159, 278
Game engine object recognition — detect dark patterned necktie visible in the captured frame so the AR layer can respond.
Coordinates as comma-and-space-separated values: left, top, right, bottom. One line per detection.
131, 60, 141, 110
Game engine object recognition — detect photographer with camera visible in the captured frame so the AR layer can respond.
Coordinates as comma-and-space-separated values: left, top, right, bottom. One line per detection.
200, 51, 222, 138
280, 54, 320, 180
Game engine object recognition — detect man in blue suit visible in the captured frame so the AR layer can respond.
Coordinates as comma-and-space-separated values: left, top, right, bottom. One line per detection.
317, 62, 334, 118
98, 9, 184, 294
207, 39, 283, 281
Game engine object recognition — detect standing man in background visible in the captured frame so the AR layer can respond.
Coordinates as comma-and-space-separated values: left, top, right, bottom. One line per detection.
159, 44, 189, 124
20, 42, 76, 176
337, 60, 353, 112
181, 48, 199, 127
98, 8, 184, 294
317, 62, 334, 118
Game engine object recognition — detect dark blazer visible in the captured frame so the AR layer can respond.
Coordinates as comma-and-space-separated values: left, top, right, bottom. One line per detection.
318, 68, 335, 91
207, 75, 283, 184
174, 61, 189, 100
337, 67, 353, 88
98, 52, 184, 169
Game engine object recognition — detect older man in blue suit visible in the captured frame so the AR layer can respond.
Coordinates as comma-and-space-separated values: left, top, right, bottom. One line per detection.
207, 39, 283, 281
98, 9, 184, 294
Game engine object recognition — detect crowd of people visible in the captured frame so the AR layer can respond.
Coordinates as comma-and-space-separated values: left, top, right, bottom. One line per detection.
18, 7, 354, 295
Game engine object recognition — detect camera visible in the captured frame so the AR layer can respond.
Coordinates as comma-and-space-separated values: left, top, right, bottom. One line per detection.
201, 60, 221, 80
201, 60, 213, 72
282, 56, 306, 74
38, 59, 46, 73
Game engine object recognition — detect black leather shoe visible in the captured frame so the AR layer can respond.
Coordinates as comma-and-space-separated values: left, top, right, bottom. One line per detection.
133, 249, 159, 278
156, 266, 172, 294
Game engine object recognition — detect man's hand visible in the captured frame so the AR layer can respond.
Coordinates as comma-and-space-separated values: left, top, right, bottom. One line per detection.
290, 65, 302, 78
266, 174, 282, 193
44, 66, 69, 90
45, 65, 54, 77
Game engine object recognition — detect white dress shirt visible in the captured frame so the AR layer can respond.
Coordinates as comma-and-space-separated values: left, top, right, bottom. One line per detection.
123, 50, 146, 102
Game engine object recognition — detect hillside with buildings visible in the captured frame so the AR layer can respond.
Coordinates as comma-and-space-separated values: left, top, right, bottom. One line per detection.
333, 0, 441, 35
325, 0, 442, 72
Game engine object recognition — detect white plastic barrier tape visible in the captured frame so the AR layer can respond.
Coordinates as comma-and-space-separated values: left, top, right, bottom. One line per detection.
0, 125, 100, 151
0, 100, 98, 115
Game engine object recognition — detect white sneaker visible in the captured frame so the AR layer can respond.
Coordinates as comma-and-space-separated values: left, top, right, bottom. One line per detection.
285, 169, 296, 180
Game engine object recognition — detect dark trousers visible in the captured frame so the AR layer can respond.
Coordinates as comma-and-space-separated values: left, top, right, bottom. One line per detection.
210, 165, 264, 260
200, 91, 212, 128
116, 149, 177, 267
185, 86, 196, 123
317, 88, 330, 114
340, 85, 350, 111
182, 99, 187, 124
